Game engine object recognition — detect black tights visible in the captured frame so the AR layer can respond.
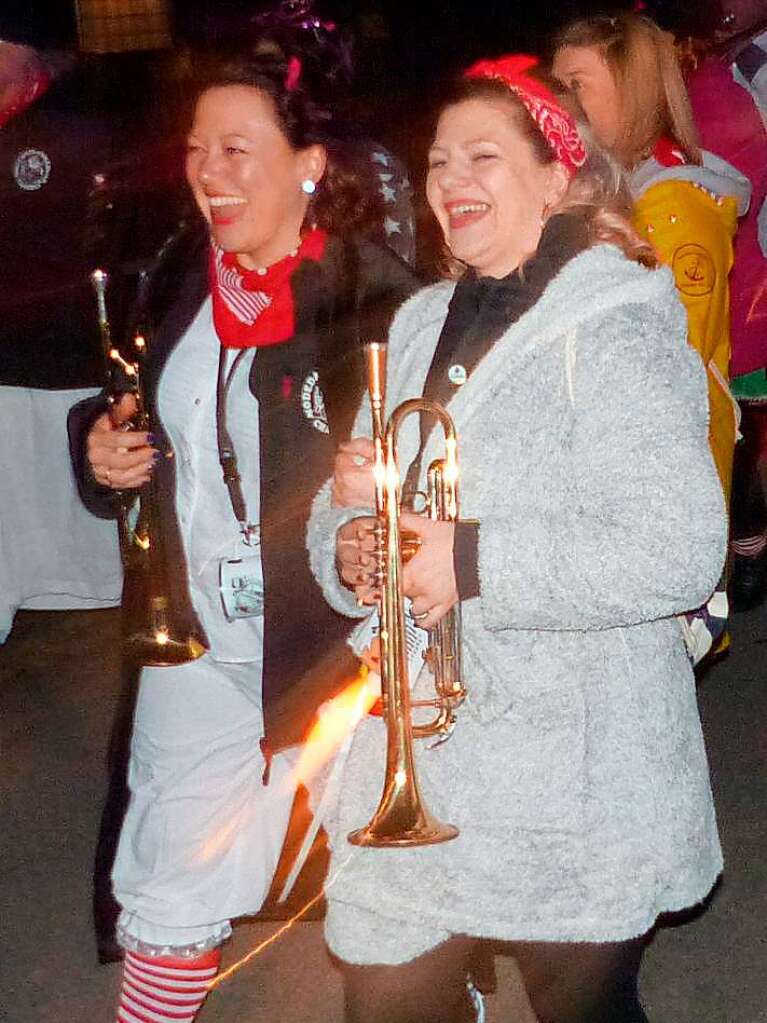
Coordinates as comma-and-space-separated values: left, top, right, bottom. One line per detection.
341, 935, 649, 1023
732, 403, 767, 540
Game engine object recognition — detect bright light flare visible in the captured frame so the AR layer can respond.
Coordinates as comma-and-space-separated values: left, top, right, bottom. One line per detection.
373, 456, 387, 492
196, 805, 249, 865
444, 436, 459, 484
109, 349, 137, 378
292, 667, 380, 787
385, 452, 399, 494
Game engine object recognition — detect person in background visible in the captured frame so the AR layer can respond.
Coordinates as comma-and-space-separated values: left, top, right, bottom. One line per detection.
0, 8, 123, 642
309, 54, 725, 1023
553, 12, 749, 506
553, 11, 750, 662
660, 0, 767, 611
69, 29, 416, 1023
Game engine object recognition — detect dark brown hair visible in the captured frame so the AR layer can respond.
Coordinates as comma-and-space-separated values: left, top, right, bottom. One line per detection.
192, 36, 383, 237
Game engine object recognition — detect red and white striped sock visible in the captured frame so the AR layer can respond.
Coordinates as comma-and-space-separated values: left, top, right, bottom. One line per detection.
116, 948, 221, 1023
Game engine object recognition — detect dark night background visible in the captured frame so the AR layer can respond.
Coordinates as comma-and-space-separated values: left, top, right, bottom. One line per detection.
30, 0, 704, 157
13, 0, 707, 276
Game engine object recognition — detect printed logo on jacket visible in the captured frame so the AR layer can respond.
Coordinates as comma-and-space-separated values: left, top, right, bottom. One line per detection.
13, 148, 52, 191
672, 244, 715, 297
301, 370, 329, 434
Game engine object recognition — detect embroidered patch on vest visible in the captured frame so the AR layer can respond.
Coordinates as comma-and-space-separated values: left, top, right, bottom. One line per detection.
13, 148, 52, 191
300, 370, 329, 434
672, 244, 715, 297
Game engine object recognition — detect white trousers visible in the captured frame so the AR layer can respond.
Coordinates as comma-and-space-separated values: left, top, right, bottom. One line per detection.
113, 655, 299, 953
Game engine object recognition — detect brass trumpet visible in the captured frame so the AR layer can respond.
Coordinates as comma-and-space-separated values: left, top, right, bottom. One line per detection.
91, 268, 205, 666
348, 342, 466, 848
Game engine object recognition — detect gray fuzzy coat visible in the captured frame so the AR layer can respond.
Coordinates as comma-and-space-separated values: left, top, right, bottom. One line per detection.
307, 243, 726, 964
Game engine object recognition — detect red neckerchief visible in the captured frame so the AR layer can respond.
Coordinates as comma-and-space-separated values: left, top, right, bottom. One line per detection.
210, 228, 328, 349
653, 137, 687, 167
0, 69, 51, 130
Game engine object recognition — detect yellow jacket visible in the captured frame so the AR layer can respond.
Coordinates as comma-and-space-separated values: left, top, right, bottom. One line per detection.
632, 155, 748, 502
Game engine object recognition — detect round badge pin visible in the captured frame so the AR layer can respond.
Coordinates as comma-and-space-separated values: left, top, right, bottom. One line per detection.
448, 363, 467, 386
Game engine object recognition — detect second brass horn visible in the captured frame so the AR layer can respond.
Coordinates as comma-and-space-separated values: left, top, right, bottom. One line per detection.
348, 342, 466, 849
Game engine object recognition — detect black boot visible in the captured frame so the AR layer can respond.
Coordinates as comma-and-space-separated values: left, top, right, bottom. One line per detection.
731, 551, 767, 612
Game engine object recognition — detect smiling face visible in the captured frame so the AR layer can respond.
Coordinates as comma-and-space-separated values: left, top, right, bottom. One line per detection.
426, 96, 569, 279
552, 44, 621, 151
185, 84, 326, 270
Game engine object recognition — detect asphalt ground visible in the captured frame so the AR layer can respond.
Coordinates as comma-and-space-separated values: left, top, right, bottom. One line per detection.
1, 604, 765, 1022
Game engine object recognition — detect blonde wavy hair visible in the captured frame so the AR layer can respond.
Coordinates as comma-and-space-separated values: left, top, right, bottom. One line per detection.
435, 77, 658, 277
553, 12, 701, 169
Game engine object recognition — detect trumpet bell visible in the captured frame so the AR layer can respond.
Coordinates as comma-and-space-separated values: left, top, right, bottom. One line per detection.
124, 631, 206, 667
124, 597, 206, 666
348, 736, 458, 847
348, 811, 458, 848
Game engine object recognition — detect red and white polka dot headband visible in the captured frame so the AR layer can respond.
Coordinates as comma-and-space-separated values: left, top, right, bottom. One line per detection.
465, 54, 587, 178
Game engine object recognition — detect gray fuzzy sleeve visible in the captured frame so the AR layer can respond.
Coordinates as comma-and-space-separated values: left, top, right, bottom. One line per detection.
477, 305, 727, 632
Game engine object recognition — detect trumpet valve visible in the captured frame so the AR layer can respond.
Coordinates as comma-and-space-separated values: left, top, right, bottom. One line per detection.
400, 529, 422, 564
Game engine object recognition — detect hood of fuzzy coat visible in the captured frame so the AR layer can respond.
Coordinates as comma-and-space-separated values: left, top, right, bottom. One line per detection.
390, 244, 687, 482
630, 149, 752, 216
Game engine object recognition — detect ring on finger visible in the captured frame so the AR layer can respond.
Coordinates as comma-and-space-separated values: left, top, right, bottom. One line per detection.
410, 609, 429, 621
105, 468, 112, 484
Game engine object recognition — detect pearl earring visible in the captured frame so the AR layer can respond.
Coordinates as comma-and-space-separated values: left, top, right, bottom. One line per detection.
301, 179, 316, 195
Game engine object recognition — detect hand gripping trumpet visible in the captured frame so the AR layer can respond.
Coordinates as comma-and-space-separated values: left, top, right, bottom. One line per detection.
348, 342, 466, 848
91, 268, 205, 666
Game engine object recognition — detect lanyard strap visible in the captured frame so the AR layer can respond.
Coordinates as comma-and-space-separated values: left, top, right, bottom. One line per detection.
216, 346, 256, 542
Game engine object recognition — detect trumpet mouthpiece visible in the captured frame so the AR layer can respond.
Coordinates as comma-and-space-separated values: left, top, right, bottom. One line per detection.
365, 342, 387, 407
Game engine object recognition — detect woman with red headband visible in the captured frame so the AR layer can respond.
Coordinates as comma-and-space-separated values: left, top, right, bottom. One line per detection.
309, 55, 726, 1022
69, 30, 416, 1022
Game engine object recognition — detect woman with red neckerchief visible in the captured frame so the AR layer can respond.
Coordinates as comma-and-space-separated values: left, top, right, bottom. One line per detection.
68, 30, 416, 1022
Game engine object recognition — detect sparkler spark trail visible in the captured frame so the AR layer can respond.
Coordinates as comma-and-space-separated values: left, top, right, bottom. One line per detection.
207, 671, 376, 991
292, 667, 379, 786
207, 850, 358, 991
